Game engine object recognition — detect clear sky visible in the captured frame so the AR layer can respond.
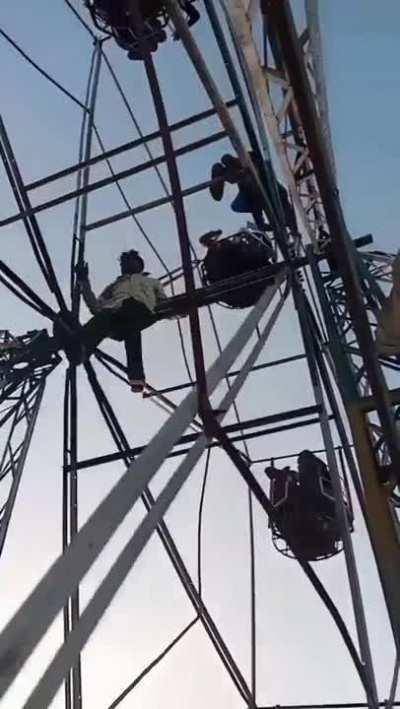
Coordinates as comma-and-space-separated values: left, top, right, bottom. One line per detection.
0, 1, 399, 707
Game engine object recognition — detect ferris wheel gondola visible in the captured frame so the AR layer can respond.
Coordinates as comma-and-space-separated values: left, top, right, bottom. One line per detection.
199, 226, 276, 308
85, 0, 200, 60
266, 450, 354, 562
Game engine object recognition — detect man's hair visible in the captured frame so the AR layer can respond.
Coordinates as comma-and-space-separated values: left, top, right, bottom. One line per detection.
119, 250, 145, 274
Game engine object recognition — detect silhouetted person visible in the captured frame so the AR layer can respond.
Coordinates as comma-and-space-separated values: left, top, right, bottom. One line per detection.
88, 0, 199, 60
76, 250, 167, 392
209, 152, 298, 234
199, 229, 275, 308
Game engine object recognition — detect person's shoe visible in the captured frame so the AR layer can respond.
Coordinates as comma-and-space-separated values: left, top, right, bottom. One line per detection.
210, 163, 225, 201
199, 229, 223, 246
129, 378, 145, 393
186, 4, 200, 26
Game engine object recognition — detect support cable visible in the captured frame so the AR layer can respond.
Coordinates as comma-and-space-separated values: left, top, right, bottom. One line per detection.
0, 27, 88, 111
63, 0, 96, 39
213, 424, 375, 704
0, 118, 69, 314
101, 51, 171, 196
0, 260, 58, 321
1, 285, 283, 706
70, 44, 98, 301
203, 304, 258, 704
197, 449, 211, 599
106, 616, 199, 709
93, 351, 200, 434
83, 361, 252, 704
62, 374, 72, 709
72, 40, 103, 320
386, 655, 400, 709
295, 285, 377, 705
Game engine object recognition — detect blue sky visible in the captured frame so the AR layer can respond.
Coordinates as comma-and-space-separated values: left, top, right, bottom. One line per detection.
0, 1, 399, 707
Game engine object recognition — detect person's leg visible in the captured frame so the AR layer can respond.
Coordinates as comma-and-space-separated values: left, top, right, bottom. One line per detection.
116, 299, 155, 390
251, 204, 266, 231
81, 310, 115, 357
209, 162, 226, 201
181, 1, 200, 25
124, 331, 145, 390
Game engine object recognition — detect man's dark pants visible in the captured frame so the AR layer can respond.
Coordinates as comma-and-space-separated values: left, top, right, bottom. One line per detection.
82, 298, 155, 379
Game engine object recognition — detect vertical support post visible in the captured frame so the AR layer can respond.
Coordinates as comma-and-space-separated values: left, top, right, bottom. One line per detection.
210, 420, 374, 703
72, 40, 103, 319
164, 0, 291, 260
64, 39, 102, 709
266, 0, 400, 474
83, 362, 254, 705
62, 375, 72, 709
130, 3, 211, 422
203, 0, 263, 164
69, 367, 81, 709
308, 248, 400, 648
0, 378, 45, 557
63, 369, 82, 709
295, 285, 378, 706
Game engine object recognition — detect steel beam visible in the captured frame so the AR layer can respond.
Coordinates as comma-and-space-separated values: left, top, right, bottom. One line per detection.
143, 352, 307, 398
25, 100, 236, 192
68, 402, 321, 472
0, 276, 284, 704
0, 377, 46, 558
267, 0, 400, 480
0, 132, 227, 230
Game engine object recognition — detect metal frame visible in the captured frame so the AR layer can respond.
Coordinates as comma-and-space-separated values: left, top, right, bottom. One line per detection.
0, 1, 398, 707
0, 371, 47, 557
0, 330, 58, 559
0, 277, 285, 706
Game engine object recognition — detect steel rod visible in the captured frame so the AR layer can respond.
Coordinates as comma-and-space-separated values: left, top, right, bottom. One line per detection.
143, 352, 306, 397
70, 404, 322, 472
133, 7, 212, 423
267, 0, 400, 476
74, 417, 325, 469
62, 375, 72, 709
164, 0, 290, 258
26, 101, 236, 192
296, 286, 378, 706
84, 366, 252, 705
70, 41, 103, 708
259, 701, 400, 709
0, 278, 280, 703
0, 117, 68, 313
22, 288, 284, 708
72, 41, 102, 321
306, 247, 400, 646
0, 131, 227, 230
212, 423, 374, 702
0, 379, 45, 557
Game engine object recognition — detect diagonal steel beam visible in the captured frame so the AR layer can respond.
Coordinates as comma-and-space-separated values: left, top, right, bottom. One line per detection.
0, 275, 284, 703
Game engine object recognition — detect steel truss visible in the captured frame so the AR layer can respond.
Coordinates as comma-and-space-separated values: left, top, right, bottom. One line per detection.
0, 331, 58, 558
0, 1, 398, 708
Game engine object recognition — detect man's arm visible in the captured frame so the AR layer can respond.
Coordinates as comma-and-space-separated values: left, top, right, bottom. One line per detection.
76, 262, 101, 314
80, 278, 101, 314
154, 278, 186, 320
155, 279, 168, 303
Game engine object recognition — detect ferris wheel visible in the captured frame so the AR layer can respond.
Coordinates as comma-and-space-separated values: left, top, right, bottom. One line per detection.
0, 2, 399, 708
